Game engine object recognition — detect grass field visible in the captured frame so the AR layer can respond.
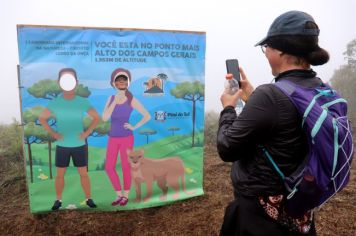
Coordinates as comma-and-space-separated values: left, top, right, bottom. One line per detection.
25, 132, 205, 213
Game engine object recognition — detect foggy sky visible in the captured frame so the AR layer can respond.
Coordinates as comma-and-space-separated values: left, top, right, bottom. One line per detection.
1, 0, 356, 123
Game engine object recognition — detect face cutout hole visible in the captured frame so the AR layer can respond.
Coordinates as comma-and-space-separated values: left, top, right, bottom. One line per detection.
59, 73, 77, 91
114, 75, 130, 90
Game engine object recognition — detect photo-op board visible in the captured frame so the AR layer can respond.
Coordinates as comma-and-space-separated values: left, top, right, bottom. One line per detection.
17, 25, 206, 213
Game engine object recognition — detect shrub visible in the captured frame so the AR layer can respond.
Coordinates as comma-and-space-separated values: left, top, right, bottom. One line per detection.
0, 119, 23, 162
204, 111, 219, 146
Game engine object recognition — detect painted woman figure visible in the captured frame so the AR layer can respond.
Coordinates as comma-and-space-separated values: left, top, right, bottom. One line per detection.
102, 68, 151, 206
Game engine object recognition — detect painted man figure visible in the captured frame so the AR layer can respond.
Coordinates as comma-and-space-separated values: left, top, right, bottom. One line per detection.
39, 68, 100, 210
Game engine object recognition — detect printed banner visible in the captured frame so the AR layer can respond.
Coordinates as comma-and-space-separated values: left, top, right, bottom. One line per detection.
17, 25, 206, 213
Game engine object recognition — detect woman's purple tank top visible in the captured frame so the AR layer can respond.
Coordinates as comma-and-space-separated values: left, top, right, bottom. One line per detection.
108, 96, 133, 137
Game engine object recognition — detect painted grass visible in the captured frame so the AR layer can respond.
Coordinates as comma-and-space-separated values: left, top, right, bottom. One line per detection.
25, 132, 204, 213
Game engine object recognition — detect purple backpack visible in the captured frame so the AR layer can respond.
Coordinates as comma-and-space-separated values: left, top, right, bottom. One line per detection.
263, 79, 354, 218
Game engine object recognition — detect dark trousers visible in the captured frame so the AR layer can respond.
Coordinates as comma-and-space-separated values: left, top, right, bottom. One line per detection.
220, 195, 316, 236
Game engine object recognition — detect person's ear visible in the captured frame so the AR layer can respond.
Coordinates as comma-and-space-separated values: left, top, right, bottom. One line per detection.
276, 50, 284, 56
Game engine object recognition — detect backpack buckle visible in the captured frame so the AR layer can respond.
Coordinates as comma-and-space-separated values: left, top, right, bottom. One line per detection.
287, 188, 298, 199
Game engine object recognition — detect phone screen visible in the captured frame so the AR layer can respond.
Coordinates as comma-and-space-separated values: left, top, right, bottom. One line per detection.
226, 59, 240, 82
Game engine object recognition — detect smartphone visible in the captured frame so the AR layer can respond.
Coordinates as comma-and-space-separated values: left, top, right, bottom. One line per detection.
226, 59, 241, 83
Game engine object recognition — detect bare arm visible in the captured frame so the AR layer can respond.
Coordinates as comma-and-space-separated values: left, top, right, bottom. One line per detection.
102, 96, 115, 122
39, 108, 62, 140
124, 98, 151, 131
80, 108, 100, 140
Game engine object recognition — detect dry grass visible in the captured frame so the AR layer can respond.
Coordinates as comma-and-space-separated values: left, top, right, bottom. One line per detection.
0, 145, 355, 236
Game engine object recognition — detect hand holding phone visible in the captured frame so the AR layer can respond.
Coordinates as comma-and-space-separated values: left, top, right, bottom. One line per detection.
226, 59, 241, 83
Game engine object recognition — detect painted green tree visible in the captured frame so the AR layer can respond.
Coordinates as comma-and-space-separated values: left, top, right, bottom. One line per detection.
23, 106, 55, 126
170, 81, 204, 147
157, 73, 168, 92
27, 79, 91, 99
139, 128, 157, 144
83, 117, 110, 171
23, 107, 56, 180
36, 127, 56, 179
23, 122, 48, 182
83, 117, 110, 138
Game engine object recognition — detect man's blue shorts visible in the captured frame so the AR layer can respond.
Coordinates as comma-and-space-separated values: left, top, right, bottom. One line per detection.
55, 145, 87, 168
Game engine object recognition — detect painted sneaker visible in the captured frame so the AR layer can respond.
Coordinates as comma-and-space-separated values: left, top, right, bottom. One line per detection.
51, 200, 62, 211
119, 197, 129, 206
86, 199, 97, 208
111, 197, 123, 206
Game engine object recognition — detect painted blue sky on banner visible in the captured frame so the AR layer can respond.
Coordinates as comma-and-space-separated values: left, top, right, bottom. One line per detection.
18, 27, 206, 147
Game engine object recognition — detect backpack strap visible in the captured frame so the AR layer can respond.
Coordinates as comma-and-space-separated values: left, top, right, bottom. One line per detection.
274, 80, 296, 96
261, 147, 285, 180
261, 146, 299, 199
310, 98, 347, 142
275, 80, 347, 141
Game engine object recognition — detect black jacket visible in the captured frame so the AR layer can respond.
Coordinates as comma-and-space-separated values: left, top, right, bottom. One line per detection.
217, 69, 323, 196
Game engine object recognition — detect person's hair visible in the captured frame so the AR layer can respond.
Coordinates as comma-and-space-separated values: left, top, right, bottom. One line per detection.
267, 22, 329, 66
58, 68, 78, 80
125, 90, 133, 104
